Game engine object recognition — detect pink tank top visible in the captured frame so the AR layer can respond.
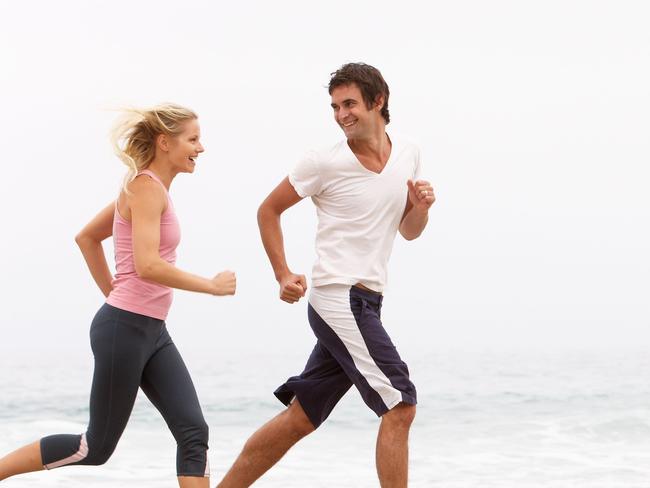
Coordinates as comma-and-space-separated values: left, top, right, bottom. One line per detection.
106, 170, 181, 320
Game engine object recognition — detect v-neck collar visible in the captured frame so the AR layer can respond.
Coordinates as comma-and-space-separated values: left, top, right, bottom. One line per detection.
345, 133, 395, 176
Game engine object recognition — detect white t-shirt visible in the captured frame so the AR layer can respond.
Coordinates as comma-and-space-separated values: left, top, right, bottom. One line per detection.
289, 135, 422, 292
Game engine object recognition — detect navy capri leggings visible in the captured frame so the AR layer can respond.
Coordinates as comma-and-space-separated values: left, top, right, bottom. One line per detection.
40, 303, 209, 477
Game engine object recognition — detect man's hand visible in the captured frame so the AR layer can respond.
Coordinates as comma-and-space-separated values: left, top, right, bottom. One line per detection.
400, 179, 435, 240
278, 272, 307, 304
407, 179, 435, 212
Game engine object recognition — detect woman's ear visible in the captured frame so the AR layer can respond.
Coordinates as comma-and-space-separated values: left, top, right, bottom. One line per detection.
156, 133, 169, 152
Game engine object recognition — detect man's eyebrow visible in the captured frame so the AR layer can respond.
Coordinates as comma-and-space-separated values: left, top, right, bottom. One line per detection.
331, 98, 356, 107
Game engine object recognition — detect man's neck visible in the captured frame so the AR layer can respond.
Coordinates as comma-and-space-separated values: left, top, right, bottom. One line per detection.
347, 130, 392, 173
348, 130, 390, 160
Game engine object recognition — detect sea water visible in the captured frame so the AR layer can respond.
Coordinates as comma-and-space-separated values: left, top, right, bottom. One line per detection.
1, 348, 649, 487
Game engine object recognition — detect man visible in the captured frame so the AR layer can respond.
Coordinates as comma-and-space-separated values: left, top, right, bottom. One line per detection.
217, 63, 435, 488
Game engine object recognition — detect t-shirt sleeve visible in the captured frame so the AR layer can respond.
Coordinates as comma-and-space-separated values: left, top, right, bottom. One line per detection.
288, 151, 322, 198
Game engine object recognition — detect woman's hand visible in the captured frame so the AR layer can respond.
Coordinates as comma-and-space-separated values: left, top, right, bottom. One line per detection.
211, 270, 236, 296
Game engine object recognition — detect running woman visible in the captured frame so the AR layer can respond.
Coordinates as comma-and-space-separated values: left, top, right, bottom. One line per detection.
216, 63, 435, 488
0, 104, 236, 488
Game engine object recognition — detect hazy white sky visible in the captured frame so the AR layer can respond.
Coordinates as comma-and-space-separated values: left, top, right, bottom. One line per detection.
0, 0, 648, 357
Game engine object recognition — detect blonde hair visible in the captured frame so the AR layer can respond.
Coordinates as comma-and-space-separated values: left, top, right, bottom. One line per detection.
111, 103, 197, 191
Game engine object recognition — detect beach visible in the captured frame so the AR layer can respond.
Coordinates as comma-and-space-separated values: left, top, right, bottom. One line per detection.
1, 347, 649, 487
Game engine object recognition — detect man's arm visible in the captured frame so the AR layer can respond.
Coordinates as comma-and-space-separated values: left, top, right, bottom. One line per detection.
399, 179, 435, 240
257, 176, 307, 303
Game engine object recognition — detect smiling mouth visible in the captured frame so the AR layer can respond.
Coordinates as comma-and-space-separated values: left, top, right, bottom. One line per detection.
342, 120, 356, 128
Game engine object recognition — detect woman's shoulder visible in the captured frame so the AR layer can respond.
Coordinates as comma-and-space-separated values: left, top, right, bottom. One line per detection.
129, 173, 165, 191
125, 174, 167, 206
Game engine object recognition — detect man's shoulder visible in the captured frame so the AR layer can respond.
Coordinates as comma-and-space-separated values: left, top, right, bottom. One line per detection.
306, 139, 348, 164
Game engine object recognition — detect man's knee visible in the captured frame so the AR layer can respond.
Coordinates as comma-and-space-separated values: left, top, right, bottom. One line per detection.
383, 402, 416, 430
286, 400, 316, 438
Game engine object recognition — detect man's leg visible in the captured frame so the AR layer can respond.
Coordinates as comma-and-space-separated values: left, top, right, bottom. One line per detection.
216, 400, 315, 488
306, 286, 418, 486
376, 402, 416, 488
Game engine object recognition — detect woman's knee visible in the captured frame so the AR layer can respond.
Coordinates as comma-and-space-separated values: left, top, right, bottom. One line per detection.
84, 445, 115, 466
178, 419, 209, 451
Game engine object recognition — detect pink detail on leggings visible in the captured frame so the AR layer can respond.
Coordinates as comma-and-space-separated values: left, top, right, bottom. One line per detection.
204, 457, 210, 477
44, 433, 88, 470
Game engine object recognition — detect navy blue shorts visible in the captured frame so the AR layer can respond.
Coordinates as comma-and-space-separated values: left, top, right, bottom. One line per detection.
275, 284, 417, 428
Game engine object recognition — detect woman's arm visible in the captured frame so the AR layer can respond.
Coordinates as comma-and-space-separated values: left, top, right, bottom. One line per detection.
129, 177, 235, 296
75, 203, 115, 297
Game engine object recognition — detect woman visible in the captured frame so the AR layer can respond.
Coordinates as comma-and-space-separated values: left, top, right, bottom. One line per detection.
0, 104, 234, 487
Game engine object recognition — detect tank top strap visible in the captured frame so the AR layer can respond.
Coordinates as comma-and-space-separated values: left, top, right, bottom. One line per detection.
137, 169, 169, 195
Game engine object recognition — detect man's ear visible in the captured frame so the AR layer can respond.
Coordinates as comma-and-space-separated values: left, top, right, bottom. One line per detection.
374, 94, 385, 112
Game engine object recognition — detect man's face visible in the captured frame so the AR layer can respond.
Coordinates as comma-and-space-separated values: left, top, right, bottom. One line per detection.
330, 83, 382, 139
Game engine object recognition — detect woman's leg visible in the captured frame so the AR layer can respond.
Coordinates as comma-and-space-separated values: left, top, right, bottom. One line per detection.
140, 326, 209, 488
41, 305, 147, 469
0, 305, 147, 480
0, 442, 42, 480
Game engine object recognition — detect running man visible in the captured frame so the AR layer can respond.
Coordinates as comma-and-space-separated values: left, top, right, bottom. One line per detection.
217, 63, 434, 487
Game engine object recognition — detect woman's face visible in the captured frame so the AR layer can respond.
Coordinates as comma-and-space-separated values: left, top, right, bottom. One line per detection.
166, 118, 204, 174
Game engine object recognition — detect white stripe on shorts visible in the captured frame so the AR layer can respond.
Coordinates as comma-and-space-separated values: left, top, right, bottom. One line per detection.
309, 284, 403, 411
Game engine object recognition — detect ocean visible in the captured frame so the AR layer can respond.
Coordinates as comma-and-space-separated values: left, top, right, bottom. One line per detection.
1, 348, 649, 487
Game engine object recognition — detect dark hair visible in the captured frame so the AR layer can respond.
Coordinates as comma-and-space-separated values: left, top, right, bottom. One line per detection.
328, 62, 390, 124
